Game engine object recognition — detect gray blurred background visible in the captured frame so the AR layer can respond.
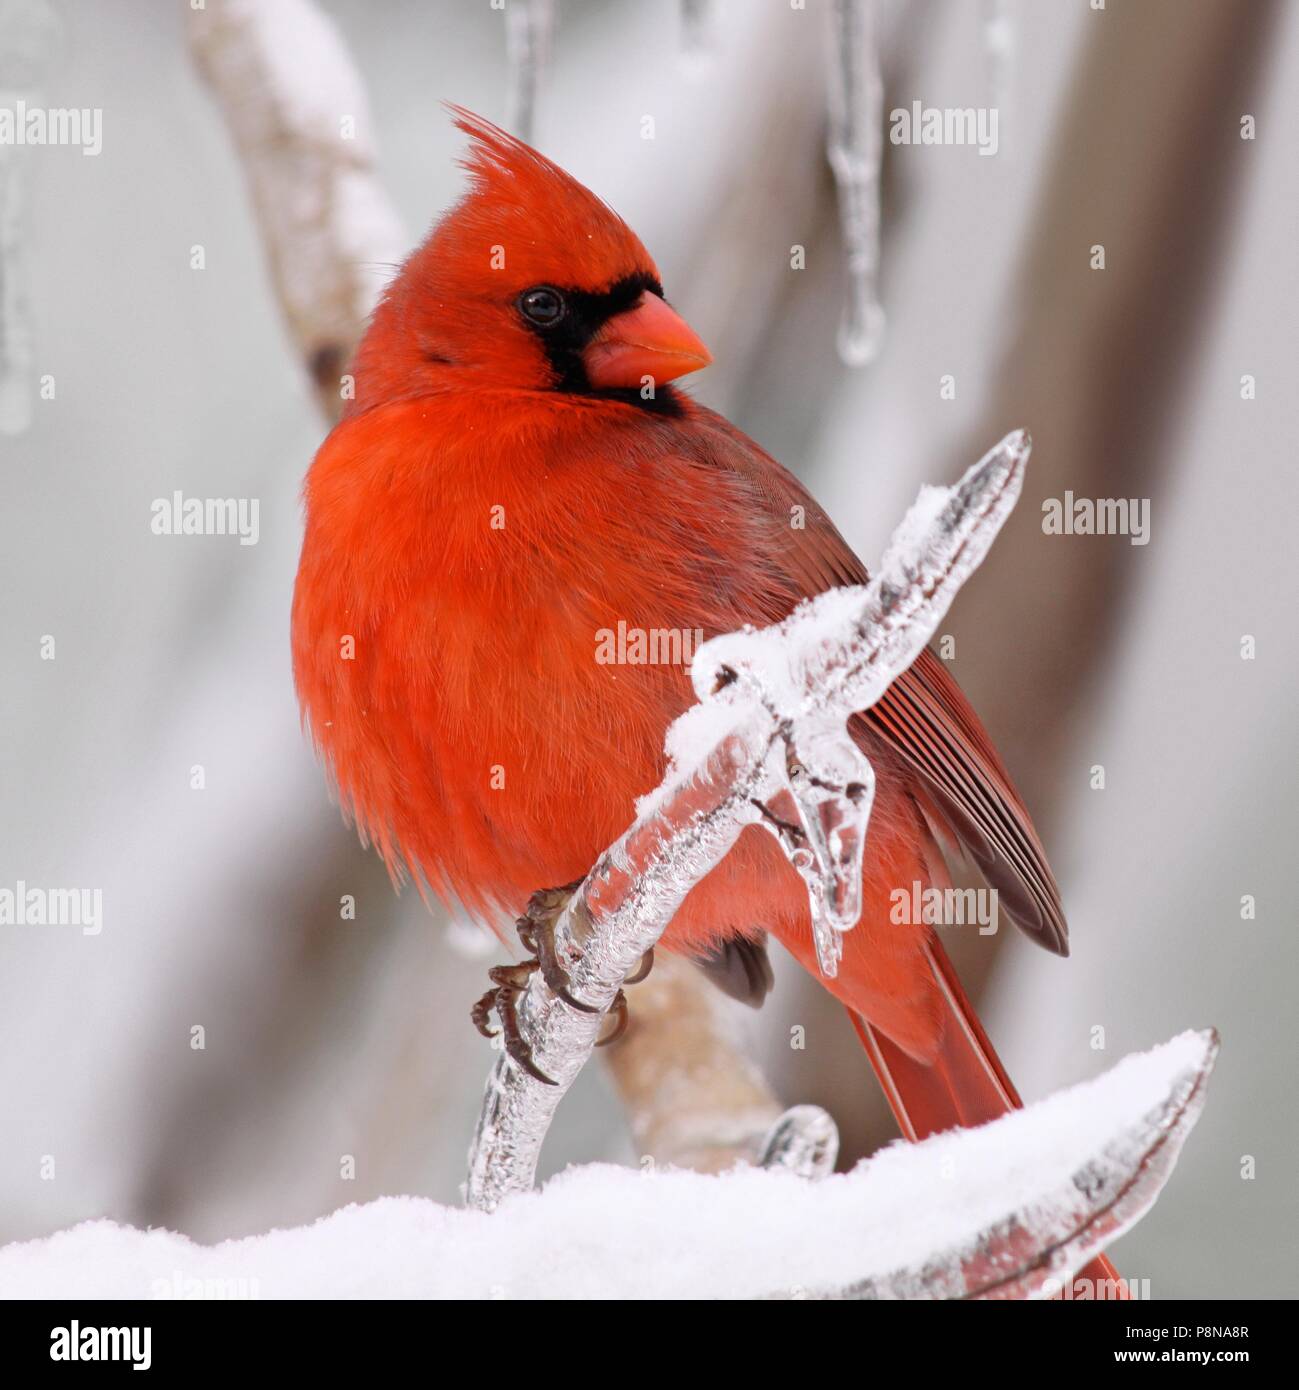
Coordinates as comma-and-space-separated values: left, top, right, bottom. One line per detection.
1, 0, 1295, 1298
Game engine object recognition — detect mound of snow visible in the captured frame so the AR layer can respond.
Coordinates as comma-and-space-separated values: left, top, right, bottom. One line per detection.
0, 1031, 1215, 1299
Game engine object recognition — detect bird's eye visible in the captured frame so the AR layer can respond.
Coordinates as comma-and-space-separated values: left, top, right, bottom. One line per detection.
519, 286, 565, 326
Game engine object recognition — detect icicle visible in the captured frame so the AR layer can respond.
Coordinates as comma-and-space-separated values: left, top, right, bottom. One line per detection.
758, 1105, 839, 1180
504, 0, 555, 145
982, 0, 1013, 144
678, 0, 716, 77
0, 0, 62, 435
0, 146, 32, 436
826, 0, 885, 367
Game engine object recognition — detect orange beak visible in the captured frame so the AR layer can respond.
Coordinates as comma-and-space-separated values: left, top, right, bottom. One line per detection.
582, 293, 712, 390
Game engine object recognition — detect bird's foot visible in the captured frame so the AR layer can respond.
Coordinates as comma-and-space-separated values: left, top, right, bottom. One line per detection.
472, 960, 558, 1085
472, 883, 656, 1075
516, 884, 654, 1043
514, 880, 595, 1013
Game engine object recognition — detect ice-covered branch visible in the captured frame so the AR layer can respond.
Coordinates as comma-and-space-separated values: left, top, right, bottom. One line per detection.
466, 430, 1032, 1211
826, 0, 885, 366
188, 0, 407, 421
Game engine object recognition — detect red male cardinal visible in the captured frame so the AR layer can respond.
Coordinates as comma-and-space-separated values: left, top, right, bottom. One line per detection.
293, 109, 1120, 1286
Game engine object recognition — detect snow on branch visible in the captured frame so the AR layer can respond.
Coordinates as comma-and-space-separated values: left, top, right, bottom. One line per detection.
466, 429, 1032, 1212
0, 1031, 1216, 1299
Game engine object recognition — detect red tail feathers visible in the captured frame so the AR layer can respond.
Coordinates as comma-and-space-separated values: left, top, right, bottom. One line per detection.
850, 939, 1127, 1297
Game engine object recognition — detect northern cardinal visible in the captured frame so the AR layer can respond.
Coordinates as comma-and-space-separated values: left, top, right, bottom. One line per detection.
293, 110, 1121, 1288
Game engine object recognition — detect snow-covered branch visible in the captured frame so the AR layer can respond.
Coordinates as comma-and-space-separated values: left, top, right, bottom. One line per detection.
466, 430, 1032, 1211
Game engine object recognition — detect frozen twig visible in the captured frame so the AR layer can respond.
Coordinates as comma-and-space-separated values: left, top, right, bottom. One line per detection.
826, 0, 885, 366
466, 430, 1032, 1211
188, 0, 407, 421
503, 0, 554, 146
0, 0, 61, 435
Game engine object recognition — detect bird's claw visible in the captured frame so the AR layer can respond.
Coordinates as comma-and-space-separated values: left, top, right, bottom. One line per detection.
516, 880, 599, 1013
624, 946, 655, 986
472, 883, 656, 1074
472, 961, 558, 1085
596, 989, 629, 1048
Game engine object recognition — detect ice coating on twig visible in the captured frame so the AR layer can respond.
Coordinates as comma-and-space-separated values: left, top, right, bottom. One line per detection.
826, 0, 885, 366
465, 431, 1030, 1211
504, 0, 554, 145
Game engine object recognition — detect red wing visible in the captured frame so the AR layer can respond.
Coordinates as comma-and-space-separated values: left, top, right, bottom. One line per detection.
861, 650, 1067, 954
